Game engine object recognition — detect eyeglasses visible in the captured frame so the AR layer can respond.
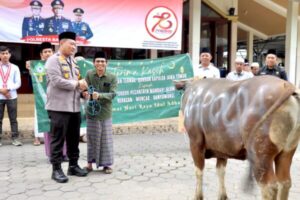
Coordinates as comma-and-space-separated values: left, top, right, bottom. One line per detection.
95, 60, 106, 63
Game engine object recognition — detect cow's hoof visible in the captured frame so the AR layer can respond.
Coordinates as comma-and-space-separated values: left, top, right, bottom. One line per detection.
218, 195, 228, 200
194, 195, 203, 200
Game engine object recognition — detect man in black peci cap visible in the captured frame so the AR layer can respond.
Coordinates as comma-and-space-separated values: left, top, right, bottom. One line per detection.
45, 31, 88, 183
258, 49, 287, 80
194, 47, 220, 79
83, 51, 117, 174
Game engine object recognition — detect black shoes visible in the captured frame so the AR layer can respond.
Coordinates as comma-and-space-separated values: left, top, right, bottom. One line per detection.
67, 165, 88, 177
52, 169, 68, 183
51, 164, 87, 183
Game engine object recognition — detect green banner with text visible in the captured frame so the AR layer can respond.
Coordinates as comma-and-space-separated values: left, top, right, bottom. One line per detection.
31, 54, 193, 132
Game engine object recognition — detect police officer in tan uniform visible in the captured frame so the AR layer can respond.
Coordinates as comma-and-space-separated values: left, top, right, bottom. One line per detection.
45, 32, 88, 183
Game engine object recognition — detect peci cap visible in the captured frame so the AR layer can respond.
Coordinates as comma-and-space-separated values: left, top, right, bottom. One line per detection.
266, 49, 277, 56
94, 51, 107, 60
39, 42, 53, 52
74, 52, 83, 57
200, 47, 211, 54
58, 31, 76, 41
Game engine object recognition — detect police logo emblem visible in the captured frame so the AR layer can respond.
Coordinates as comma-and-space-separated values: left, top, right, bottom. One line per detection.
34, 1, 38, 6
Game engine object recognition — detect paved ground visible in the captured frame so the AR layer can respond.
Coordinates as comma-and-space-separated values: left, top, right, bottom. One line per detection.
1, 133, 300, 200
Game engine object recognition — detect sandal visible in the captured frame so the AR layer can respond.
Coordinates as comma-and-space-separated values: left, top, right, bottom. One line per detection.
103, 167, 113, 174
33, 140, 41, 146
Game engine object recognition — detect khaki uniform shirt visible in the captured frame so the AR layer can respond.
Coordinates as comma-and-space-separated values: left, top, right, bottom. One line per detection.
45, 52, 81, 112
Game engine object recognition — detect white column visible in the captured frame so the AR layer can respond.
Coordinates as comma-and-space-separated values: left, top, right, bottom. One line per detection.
230, 21, 238, 71
296, 19, 300, 87
188, 0, 201, 74
285, 0, 298, 84
150, 50, 157, 59
247, 31, 254, 63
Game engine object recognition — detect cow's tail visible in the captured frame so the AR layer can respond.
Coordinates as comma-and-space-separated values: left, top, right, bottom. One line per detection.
243, 81, 296, 192
249, 82, 295, 141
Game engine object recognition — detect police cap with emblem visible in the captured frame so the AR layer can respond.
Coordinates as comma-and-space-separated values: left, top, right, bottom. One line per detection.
51, 0, 64, 8
59, 31, 76, 41
73, 8, 84, 15
266, 49, 277, 56
94, 51, 107, 61
30, 0, 43, 7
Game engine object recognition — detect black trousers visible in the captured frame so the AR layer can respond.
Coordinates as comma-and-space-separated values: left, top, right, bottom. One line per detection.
48, 111, 81, 166
0, 98, 18, 139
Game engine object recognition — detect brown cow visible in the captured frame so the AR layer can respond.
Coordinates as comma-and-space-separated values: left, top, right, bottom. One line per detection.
178, 75, 300, 200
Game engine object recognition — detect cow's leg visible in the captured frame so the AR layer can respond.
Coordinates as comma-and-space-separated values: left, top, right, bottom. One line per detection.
216, 158, 228, 200
275, 149, 296, 200
252, 157, 278, 200
190, 142, 205, 200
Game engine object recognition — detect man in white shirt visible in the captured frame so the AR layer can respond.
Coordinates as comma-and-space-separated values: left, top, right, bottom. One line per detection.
0, 46, 22, 146
226, 57, 254, 81
175, 48, 220, 90
194, 48, 220, 79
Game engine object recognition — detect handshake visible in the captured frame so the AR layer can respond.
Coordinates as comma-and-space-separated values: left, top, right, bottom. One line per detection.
77, 79, 88, 91
82, 90, 100, 100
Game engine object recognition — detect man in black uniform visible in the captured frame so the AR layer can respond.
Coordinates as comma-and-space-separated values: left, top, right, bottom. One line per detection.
72, 8, 93, 40
22, 0, 45, 37
43, 0, 74, 35
258, 49, 287, 80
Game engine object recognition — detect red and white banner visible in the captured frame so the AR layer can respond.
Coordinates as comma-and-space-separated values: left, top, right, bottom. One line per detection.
0, 0, 183, 50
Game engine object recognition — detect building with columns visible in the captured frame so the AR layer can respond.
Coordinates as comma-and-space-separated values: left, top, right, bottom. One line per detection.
187, 0, 300, 85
